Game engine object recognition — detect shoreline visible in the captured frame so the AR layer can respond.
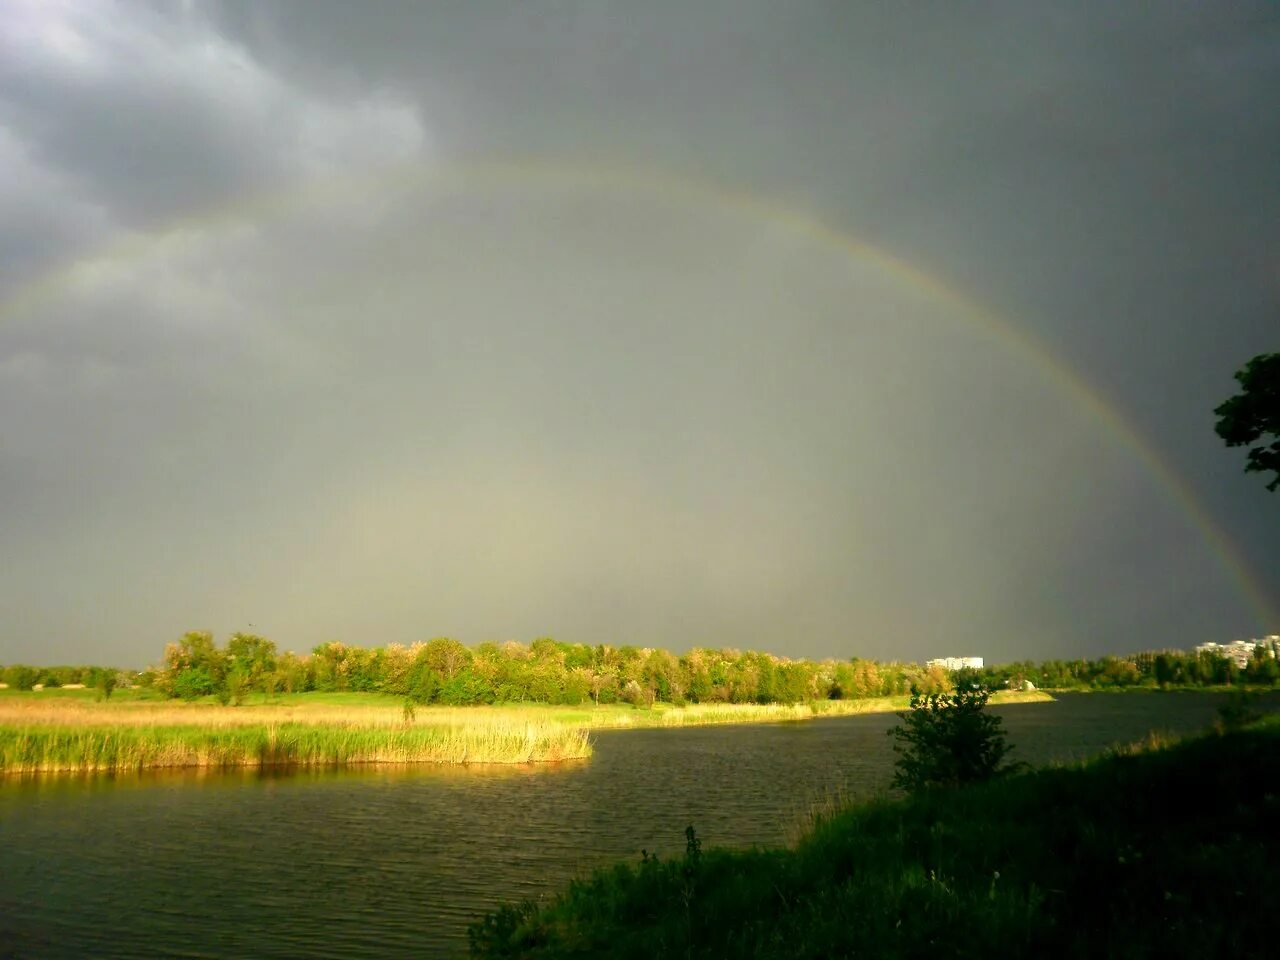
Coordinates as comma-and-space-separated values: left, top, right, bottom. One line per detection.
0, 689, 1053, 775
470, 715, 1280, 957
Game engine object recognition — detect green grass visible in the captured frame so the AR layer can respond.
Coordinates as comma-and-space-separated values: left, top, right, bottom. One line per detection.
0, 686, 165, 702
470, 715, 1280, 959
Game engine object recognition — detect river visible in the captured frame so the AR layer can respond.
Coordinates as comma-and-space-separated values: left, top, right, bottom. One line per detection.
2, 691, 1275, 959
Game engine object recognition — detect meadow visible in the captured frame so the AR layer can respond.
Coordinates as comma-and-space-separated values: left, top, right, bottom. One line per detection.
0, 687, 1051, 774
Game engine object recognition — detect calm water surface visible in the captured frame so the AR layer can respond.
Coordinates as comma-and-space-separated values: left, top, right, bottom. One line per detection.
2, 692, 1275, 959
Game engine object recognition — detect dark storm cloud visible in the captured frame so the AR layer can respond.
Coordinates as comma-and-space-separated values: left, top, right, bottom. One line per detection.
0, 1, 424, 241
1, 1, 1276, 667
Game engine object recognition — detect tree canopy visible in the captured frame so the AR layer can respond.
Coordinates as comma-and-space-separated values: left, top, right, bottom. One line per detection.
1214, 352, 1280, 492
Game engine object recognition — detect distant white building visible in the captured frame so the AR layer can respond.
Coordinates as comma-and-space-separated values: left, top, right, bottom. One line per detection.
1194, 637, 1277, 669
927, 656, 983, 671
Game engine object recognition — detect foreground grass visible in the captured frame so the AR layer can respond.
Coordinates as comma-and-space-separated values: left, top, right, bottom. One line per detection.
470, 715, 1280, 959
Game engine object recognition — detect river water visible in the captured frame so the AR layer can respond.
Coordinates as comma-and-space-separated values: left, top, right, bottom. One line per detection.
2, 692, 1275, 959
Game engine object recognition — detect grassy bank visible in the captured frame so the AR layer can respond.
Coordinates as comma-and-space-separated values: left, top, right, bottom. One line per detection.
0, 689, 1052, 774
574, 689, 1049, 728
470, 715, 1280, 959
0, 687, 1050, 728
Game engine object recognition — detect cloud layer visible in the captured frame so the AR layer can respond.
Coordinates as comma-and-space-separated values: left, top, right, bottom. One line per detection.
2, 1, 1276, 666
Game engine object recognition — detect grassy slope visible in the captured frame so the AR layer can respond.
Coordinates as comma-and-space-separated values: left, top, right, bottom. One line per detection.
470, 717, 1280, 959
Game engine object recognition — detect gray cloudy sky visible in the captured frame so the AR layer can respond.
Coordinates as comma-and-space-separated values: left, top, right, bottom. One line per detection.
1, 1, 1277, 668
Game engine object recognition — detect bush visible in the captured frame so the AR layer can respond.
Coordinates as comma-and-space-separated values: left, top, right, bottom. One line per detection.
439, 669, 494, 706
888, 678, 1014, 792
4, 665, 38, 691
1215, 689, 1261, 733
96, 672, 117, 701
173, 667, 216, 701
225, 669, 246, 706
406, 665, 441, 704
621, 680, 649, 707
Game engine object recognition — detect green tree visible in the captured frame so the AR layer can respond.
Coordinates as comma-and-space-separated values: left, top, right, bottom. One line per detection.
421, 638, 472, 680
224, 669, 247, 705
225, 633, 277, 691
161, 631, 227, 697
4, 665, 38, 691
97, 670, 117, 701
173, 667, 216, 701
1246, 648, 1279, 686
1215, 352, 1280, 492
888, 676, 1015, 792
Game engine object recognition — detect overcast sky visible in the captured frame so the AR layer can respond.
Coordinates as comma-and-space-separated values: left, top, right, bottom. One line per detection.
1, 1, 1277, 668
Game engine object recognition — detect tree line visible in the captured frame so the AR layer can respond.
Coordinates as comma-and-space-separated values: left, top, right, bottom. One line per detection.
141, 632, 947, 706
0, 664, 128, 695
6, 633, 1275, 705
980, 646, 1279, 691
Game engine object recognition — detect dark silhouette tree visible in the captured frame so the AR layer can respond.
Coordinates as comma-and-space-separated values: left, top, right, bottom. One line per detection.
1215, 352, 1280, 492
888, 674, 1014, 791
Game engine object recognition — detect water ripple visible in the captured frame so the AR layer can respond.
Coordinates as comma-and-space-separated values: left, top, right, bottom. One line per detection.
2, 693, 1271, 959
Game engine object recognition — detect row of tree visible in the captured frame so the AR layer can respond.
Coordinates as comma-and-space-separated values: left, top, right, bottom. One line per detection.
976, 646, 1280, 691
55, 632, 1280, 706
0, 663, 130, 694
4, 636, 1275, 706
142, 632, 953, 706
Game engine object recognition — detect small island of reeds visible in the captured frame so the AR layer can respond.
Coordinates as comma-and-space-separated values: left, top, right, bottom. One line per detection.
0, 694, 595, 773
0, 687, 1053, 775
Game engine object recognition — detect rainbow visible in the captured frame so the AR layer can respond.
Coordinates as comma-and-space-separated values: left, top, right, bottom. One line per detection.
2, 157, 1273, 630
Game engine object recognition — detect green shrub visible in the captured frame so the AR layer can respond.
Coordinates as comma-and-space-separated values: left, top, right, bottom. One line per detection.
440, 669, 494, 706
4, 665, 38, 691
96, 672, 117, 701
173, 667, 216, 701
1215, 689, 1261, 732
888, 677, 1014, 792
225, 669, 247, 706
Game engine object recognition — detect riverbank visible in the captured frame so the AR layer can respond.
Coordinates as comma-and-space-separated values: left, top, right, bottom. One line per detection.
470, 714, 1280, 958
0, 689, 1051, 773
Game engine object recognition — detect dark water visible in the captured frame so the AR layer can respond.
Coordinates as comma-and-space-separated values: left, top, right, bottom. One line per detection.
2, 692, 1275, 959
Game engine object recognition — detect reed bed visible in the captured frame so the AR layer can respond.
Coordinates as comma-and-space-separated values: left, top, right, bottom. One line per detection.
0, 697, 410, 728
0, 720, 592, 774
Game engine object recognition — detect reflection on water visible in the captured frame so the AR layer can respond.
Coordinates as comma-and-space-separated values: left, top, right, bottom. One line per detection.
1, 754, 590, 797
1, 691, 1276, 959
